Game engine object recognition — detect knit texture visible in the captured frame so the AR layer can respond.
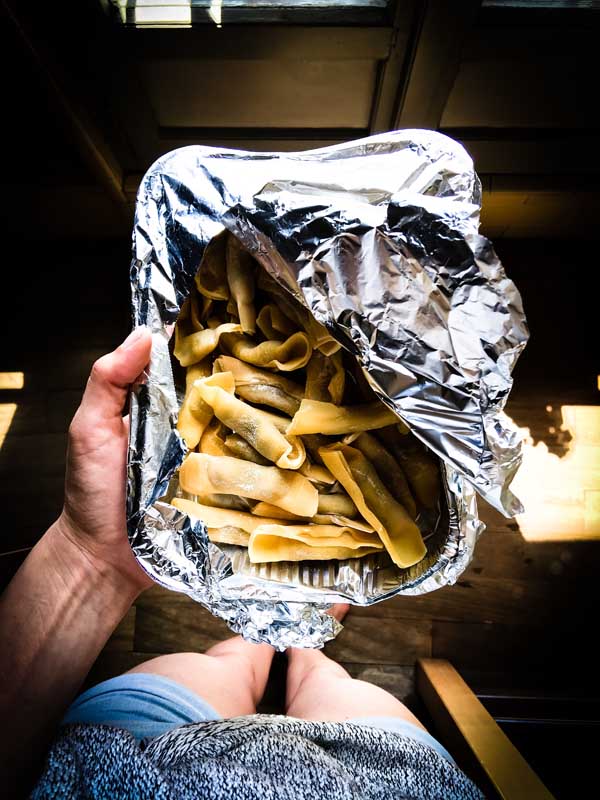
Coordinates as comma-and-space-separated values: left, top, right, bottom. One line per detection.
32, 715, 485, 799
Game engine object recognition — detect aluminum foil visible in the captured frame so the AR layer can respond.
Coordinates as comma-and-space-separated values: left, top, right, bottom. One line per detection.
127, 129, 528, 649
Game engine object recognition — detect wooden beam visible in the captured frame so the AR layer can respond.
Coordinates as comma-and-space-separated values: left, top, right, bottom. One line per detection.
369, 0, 416, 133
1, 0, 129, 211
126, 25, 392, 62
416, 659, 556, 800
394, 0, 480, 130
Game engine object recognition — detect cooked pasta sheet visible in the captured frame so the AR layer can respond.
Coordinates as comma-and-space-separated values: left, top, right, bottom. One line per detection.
194, 229, 229, 300
320, 445, 426, 568
175, 322, 242, 368
305, 351, 345, 405
179, 453, 318, 517
224, 434, 271, 466
222, 331, 312, 371
171, 497, 282, 546
177, 370, 235, 449
226, 235, 256, 334
256, 304, 295, 340
176, 360, 211, 448
248, 523, 383, 563
350, 432, 417, 520
287, 399, 398, 436
199, 418, 230, 457
194, 378, 305, 469
214, 356, 303, 416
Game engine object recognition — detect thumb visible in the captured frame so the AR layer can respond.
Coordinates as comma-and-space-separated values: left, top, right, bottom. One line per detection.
79, 327, 153, 421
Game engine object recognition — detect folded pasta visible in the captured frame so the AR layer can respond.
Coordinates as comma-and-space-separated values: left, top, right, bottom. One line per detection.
214, 356, 303, 416
319, 445, 426, 569
179, 453, 318, 517
193, 379, 305, 469
171, 497, 282, 546
248, 523, 383, 563
226, 235, 256, 334
175, 322, 242, 368
287, 399, 398, 436
222, 331, 312, 372
195, 229, 229, 300
351, 432, 417, 519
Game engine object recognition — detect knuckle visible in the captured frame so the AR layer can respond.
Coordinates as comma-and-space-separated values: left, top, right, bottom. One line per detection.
90, 356, 110, 383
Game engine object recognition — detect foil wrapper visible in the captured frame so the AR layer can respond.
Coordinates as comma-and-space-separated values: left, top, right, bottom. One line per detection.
127, 130, 528, 649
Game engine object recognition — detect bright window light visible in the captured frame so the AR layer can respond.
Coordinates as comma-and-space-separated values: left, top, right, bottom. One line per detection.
509, 405, 600, 542
109, 1, 390, 27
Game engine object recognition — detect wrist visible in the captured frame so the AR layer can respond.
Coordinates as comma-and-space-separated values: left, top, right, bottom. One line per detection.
48, 516, 145, 606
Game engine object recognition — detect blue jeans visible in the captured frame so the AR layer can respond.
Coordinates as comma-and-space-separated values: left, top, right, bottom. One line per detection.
63, 673, 454, 763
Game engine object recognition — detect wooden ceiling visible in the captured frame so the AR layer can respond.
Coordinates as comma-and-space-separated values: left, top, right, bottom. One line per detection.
1, 0, 598, 239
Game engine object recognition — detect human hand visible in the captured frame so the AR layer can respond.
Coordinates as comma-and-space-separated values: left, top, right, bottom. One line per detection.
55, 327, 154, 594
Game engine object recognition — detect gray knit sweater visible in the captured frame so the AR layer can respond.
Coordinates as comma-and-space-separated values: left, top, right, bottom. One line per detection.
32, 715, 485, 799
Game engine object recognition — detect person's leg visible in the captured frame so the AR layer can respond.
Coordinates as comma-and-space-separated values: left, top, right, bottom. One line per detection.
127, 636, 274, 717
285, 605, 427, 732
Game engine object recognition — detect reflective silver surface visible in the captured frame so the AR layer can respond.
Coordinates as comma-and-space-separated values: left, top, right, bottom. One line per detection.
127, 130, 528, 649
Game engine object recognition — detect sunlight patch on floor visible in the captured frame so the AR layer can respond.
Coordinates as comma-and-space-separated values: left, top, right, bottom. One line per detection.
508, 405, 600, 542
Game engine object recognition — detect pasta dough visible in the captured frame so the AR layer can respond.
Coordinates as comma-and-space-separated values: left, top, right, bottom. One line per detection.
320, 445, 426, 569
213, 356, 303, 416
176, 360, 211, 449
248, 523, 383, 563
256, 304, 295, 340
222, 331, 312, 372
305, 351, 345, 405
226, 235, 256, 334
179, 453, 318, 517
175, 322, 242, 368
351, 432, 417, 519
177, 370, 234, 449
194, 380, 305, 469
171, 497, 282, 547
224, 434, 271, 466
287, 399, 398, 436
195, 230, 229, 300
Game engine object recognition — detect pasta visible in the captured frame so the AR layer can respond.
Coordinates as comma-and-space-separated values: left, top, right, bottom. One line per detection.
172, 232, 438, 570
179, 453, 318, 517
171, 497, 281, 546
248, 523, 383, 563
287, 399, 399, 436
195, 229, 229, 300
319, 445, 426, 568
226, 235, 256, 334
214, 356, 303, 416
350, 432, 417, 519
177, 370, 235, 449
222, 331, 312, 372
175, 322, 241, 368
193, 379, 305, 469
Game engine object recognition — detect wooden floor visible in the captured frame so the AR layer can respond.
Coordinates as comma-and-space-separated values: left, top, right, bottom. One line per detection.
1, 238, 598, 726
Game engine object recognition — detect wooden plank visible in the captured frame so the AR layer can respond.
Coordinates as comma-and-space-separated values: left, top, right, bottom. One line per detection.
127, 26, 392, 62
349, 575, 566, 626
416, 659, 555, 800
394, 0, 480, 130
342, 663, 415, 704
369, 0, 414, 133
134, 586, 233, 654
325, 614, 431, 665
103, 606, 136, 654
431, 620, 593, 682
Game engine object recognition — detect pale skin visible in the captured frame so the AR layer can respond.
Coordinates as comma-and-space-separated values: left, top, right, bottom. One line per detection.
0, 328, 427, 797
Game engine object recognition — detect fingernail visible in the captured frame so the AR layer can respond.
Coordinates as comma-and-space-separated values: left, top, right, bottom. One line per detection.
122, 327, 147, 349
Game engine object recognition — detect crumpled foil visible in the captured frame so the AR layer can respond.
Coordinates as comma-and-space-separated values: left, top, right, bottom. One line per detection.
127, 129, 528, 649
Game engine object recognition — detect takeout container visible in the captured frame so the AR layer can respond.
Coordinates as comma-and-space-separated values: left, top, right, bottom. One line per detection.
127, 130, 528, 648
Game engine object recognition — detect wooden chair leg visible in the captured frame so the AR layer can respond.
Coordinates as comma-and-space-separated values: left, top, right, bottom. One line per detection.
416, 658, 555, 800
